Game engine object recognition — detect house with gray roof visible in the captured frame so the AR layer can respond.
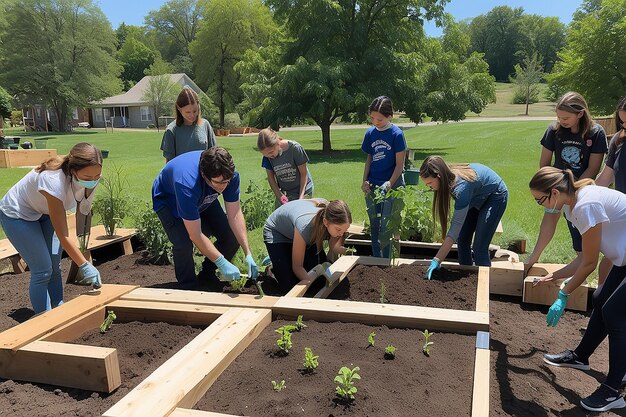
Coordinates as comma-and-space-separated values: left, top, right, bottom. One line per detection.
90, 73, 203, 128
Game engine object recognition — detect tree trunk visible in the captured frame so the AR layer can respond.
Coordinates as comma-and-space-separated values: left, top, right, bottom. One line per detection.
320, 119, 332, 153
525, 86, 530, 116
219, 56, 226, 127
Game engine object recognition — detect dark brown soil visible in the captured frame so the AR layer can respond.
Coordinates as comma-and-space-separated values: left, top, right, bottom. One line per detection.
0, 249, 622, 416
327, 263, 477, 310
196, 320, 475, 416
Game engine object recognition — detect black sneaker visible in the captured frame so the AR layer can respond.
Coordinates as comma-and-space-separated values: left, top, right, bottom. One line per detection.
581, 383, 626, 412
543, 350, 590, 370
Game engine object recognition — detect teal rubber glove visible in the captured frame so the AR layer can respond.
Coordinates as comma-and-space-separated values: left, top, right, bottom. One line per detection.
426, 258, 440, 280
261, 255, 272, 267
547, 290, 569, 327
246, 254, 259, 280
214, 255, 240, 281
77, 262, 102, 289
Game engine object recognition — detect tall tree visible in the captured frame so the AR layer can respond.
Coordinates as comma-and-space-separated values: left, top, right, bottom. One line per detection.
0, 0, 121, 131
518, 15, 566, 74
0, 85, 12, 128
468, 6, 526, 81
547, 0, 626, 114
190, 0, 274, 127
142, 59, 179, 131
145, 0, 201, 76
510, 53, 544, 115
238, 0, 494, 152
118, 36, 158, 90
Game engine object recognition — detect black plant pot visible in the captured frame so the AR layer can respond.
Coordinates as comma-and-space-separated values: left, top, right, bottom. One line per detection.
20, 142, 33, 149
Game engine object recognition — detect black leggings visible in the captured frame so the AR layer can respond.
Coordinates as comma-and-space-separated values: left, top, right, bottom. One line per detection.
574, 264, 626, 389
264, 242, 327, 294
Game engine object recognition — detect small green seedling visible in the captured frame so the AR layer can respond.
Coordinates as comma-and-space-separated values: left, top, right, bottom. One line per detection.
275, 325, 297, 353
334, 366, 361, 401
271, 379, 286, 392
384, 344, 397, 359
295, 314, 307, 331
421, 329, 435, 356
344, 246, 357, 255
379, 279, 387, 304
303, 347, 319, 372
367, 331, 376, 347
100, 310, 117, 334
229, 275, 248, 292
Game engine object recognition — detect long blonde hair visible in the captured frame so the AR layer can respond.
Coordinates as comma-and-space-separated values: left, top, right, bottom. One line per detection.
309, 200, 352, 251
35, 142, 102, 176
555, 91, 594, 139
529, 166, 594, 198
419, 155, 476, 240
256, 128, 281, 151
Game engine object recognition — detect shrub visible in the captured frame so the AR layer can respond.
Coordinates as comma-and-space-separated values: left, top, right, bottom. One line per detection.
241, 180, 275, 230
135, 202, 172, 265
147, 123, 156, 129
224, 112, 241, 129
511, 86, 540, 105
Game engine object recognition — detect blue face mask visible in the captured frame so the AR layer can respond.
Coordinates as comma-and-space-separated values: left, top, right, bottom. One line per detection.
544, 195, 560, 214
73, 176, 99, 189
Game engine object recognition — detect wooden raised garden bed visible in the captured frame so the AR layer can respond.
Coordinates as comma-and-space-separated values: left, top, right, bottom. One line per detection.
0, 149, 57, 168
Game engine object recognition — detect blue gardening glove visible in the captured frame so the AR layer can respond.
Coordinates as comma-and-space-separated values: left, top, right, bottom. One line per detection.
214, 255, 241, 281
426, 258, 441, 280
77, 262, 102, 289
546, 290, 569, 327
246, 254, 259, 280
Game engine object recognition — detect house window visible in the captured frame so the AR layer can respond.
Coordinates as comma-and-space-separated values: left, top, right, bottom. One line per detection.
94, 108, 110, 122
140, 106, 152, 122
72, 108, 79, 120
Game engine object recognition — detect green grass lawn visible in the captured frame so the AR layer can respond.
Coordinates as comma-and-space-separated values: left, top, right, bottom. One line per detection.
466, 82, 556, 118
0, 121, 577, 268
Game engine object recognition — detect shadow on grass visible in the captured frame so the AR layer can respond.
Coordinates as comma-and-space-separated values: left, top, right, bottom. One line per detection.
306, 147, 452, 164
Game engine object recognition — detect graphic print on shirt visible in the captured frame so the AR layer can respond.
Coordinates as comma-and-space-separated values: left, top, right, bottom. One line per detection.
371, 139, 392, 162
561, 145, 582, 170
198, 193, 218, 212
273, 162, 298, 183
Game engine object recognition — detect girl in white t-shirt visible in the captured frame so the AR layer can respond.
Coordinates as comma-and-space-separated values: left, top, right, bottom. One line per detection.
0, 143, 103, 314
529, 166, 626, 412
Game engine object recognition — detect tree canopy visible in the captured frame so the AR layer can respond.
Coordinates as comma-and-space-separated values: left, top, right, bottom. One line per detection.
0, 0, 121, 131
237, 0, 495, 151
547, 0, 626, 115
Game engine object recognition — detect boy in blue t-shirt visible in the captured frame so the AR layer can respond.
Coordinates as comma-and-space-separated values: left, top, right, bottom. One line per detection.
152, 147, 258, 289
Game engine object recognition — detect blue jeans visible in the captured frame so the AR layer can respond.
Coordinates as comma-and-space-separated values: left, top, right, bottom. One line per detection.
0, 211, 63, 313
365, 182, 402, 258
156, 202, 239, 289
456, 190, 508, 266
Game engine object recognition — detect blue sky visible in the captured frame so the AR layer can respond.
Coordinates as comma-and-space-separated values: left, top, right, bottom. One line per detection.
98, 0, 583, 37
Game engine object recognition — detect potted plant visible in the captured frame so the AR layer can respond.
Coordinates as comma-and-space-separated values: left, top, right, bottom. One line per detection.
93, 164, 129, 237
101, 149, 109, 159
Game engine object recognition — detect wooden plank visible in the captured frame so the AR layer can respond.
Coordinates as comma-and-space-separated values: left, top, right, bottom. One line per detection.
106, 300, 228, 326
315, 255, 362, 298
0, 149, 57, 168
103, 308, 272, 417
489, 260, 524, 296
121, 287, 279, 309
492, 248, 519, 263
274, 297, 489, 333
87, 226, 136, 251
0, 340, 120, 392
41, 307, 106, 342
471, 347, 490, 417
476, 267, 490, 313
522, 277, 588, 312
285, 281, 313, 297
0, 284, 138, 351
170, 410, 241, 417
0, 238, 18, 259
347, 223, 365, 235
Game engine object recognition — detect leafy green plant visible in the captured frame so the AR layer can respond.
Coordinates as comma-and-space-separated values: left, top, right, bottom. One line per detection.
295, 315, 307, 331
334, 366, 361, 401
135, 202, 172, 265
275, 325, 297, 353
303, 347, 319, 372
228, 275, 248, 292
93, 163, 129, 237
421, 329, 435, 356
344, 246, 357, 255
241, 180, 275, 230
271, 379, 286, 392
100, 310, 116, 334
367, 331, 376, 347
379, 280, 387, 304
384, 344, 397, 359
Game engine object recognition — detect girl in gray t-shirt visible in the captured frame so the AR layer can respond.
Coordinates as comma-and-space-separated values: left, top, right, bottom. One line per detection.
257, 128, 314, 206
263, 199, 351, 294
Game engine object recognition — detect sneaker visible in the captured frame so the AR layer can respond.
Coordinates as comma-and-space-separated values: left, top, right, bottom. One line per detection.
543, 350, 590, 370
581, 383, 626, 412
